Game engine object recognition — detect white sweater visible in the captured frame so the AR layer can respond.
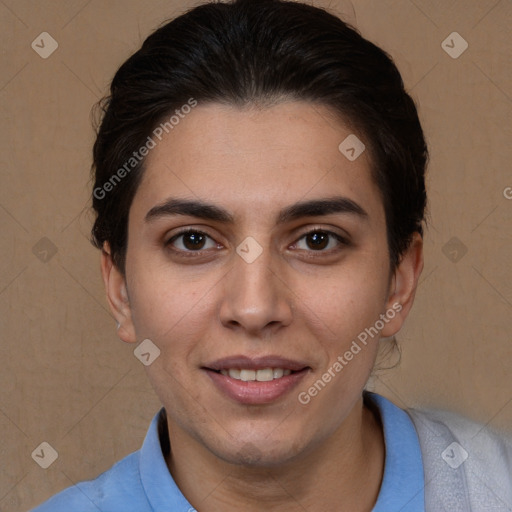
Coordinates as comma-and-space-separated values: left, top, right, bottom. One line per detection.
408, 406, 512, 510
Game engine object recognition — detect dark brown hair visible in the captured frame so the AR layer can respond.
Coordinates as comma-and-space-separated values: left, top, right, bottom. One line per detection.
91, 0, 428, 274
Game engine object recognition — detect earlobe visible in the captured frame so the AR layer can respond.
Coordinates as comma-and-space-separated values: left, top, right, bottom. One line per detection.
381, 232, 424, 337
100, 242, 138, 344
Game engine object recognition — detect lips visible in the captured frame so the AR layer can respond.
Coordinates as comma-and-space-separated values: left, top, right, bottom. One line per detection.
203, 355, 311, 405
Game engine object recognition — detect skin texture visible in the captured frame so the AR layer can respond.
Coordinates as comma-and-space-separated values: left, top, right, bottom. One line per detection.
101, 102, 424, 511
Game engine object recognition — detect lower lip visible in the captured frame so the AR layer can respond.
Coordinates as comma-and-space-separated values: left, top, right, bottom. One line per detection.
205, 369, 309, 405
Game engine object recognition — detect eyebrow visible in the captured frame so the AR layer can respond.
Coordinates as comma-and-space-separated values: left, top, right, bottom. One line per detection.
144, 196, 368, 224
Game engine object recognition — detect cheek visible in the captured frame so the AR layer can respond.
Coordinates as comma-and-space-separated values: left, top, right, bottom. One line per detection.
128, 263, 216, 347
296, 285, 383, 382
128, 269, 217, 405
295, 258, 390, 350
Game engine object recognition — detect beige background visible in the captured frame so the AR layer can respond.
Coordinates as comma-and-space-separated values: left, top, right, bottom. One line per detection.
1, 0, 511, 510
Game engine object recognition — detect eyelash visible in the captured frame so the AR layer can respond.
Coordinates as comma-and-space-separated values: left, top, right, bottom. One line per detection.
165, 228, 349, 257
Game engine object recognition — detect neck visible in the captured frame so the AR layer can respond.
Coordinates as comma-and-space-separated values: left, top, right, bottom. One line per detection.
164, 394, 385, 511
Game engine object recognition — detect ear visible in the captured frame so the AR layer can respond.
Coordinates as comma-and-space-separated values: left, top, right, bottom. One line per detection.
381, 232, 424, 337
100, 242, 137, 344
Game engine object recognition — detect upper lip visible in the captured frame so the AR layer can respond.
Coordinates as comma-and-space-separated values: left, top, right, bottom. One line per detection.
204, 355, 310, 372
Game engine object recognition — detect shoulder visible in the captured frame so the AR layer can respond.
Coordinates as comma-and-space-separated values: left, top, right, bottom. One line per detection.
408, 405, 512, 466
407, 404, 512, 510
29, 451, 151, 512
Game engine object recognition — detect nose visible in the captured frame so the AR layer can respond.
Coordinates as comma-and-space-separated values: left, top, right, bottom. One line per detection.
218, 243, 293, 336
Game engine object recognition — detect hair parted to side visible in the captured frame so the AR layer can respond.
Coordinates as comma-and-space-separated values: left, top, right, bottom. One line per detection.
91, 0, 428, 275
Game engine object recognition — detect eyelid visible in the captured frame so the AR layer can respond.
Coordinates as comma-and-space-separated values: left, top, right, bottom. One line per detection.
301, 225, 350, 240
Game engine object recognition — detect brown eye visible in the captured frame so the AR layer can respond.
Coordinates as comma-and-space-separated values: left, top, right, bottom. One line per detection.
182, 232, 206, 250
167, 230, 217, 252
305, 231, 329, 250
294, 230, 348, 252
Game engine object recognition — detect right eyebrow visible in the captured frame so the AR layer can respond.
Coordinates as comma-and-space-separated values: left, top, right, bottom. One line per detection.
145, 198, 234, 224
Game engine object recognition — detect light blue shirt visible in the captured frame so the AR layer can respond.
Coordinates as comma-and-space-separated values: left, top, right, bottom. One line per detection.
30, 392, 425, 511
369, 392, 425, 511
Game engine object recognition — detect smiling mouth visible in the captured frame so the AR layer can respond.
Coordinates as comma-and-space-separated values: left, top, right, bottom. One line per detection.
203, 360, 310, 404
202, 355, 311, 404
210, 367, 306, 381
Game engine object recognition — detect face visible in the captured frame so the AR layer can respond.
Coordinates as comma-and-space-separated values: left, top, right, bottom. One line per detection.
105, 101, 421, 466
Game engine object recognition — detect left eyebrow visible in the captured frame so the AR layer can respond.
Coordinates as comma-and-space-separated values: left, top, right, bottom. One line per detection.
144, 196, 368, 224
277, 196, 368, 224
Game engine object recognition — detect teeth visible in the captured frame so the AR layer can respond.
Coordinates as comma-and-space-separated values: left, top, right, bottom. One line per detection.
273, 368, 284, 378
240, 369, 256, 381
219, 367, 295, 381
228, 368, 240, 379
256, 368, 273, 382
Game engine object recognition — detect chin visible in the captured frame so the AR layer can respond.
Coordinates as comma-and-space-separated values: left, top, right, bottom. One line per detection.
206, 428, 310, 468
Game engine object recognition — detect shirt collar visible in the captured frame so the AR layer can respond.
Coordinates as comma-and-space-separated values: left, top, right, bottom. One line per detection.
139, 394, 425, 511
365, 391, 426, 511
139, 408, 195, 510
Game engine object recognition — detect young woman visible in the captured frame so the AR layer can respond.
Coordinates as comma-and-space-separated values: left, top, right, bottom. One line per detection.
31, 0, 512, 510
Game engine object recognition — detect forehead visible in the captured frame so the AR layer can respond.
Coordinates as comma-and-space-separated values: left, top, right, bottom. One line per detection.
131, 101, 383, 223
